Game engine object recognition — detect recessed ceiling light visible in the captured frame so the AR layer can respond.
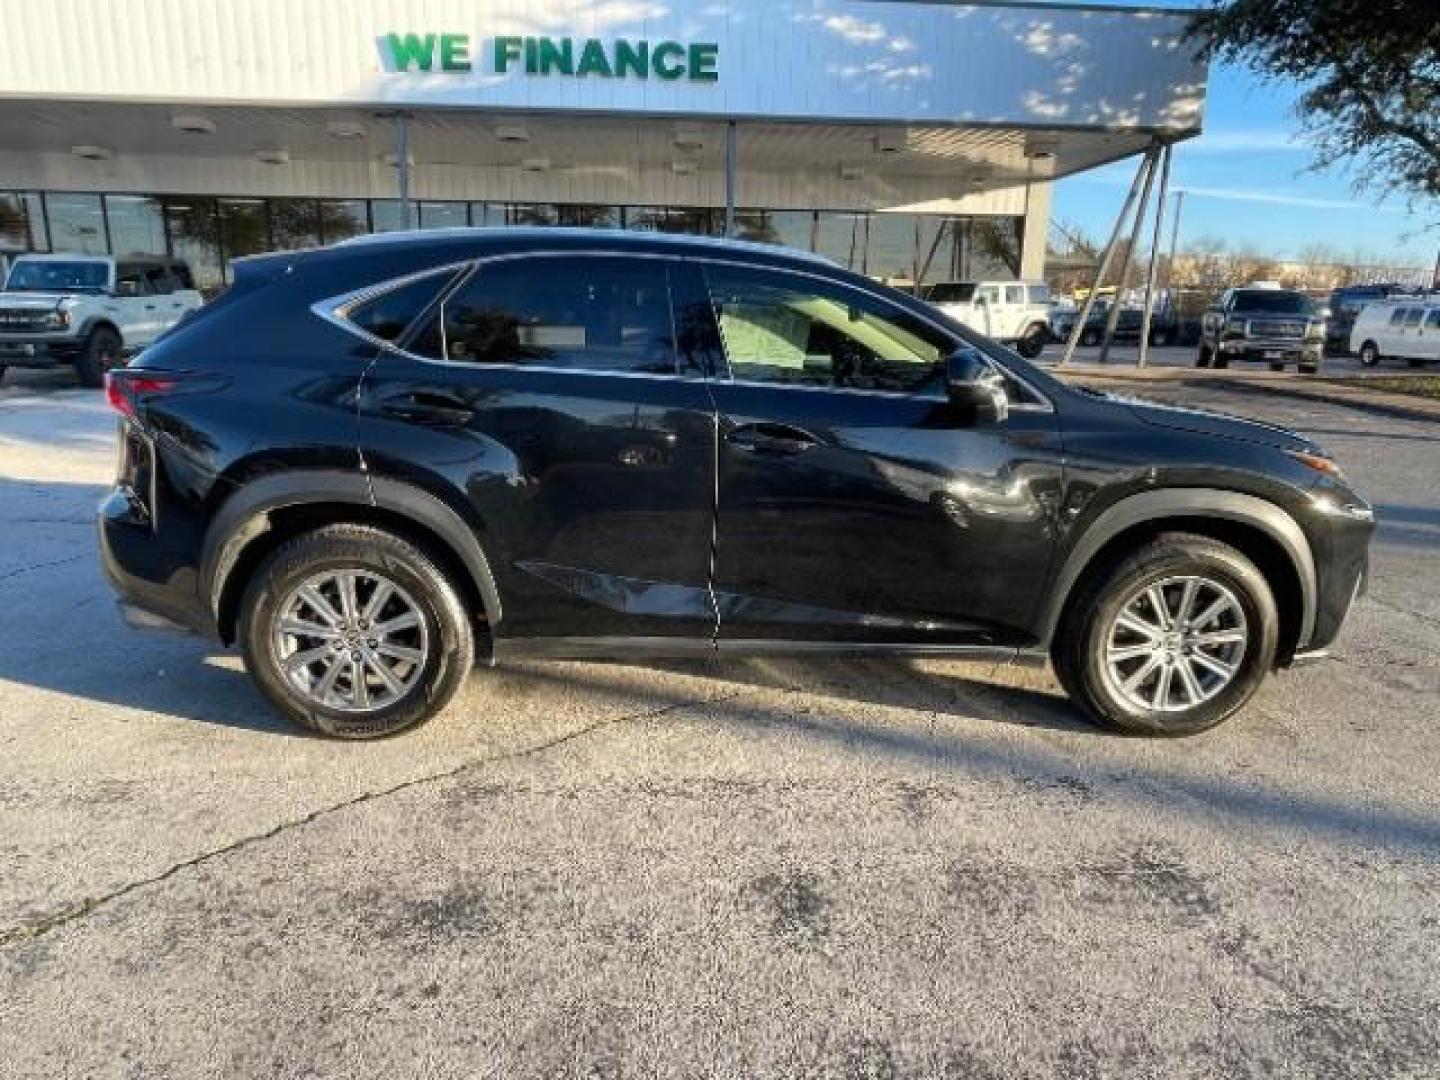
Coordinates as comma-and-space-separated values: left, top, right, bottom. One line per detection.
839, 163, 866, 180
381, 152, 416, 167
495, 124, 530, 144
520, 157, 551, 172
872, 133, 904, 155
171, 115, 216, 135
671, 159, 699, 176
253, 148, 291, 165
325, 119, 367, 140
673, 125, 706, 152
70, 145, 113, 161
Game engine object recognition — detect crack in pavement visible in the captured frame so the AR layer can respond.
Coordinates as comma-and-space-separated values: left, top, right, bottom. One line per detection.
0, 554, 87, 584
0, 689, 740, 950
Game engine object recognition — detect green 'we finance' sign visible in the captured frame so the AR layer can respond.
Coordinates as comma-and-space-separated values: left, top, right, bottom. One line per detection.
380, 33, 719, 82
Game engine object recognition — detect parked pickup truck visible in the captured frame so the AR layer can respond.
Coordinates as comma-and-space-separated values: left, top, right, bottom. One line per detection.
921, 280, 1052, 359
1196, 286, 1324, 374
0, 254, 203, 386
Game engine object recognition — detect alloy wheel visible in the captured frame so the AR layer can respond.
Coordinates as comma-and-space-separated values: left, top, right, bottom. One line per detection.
272, 568, 429, 712
1103, 574, 1248, 713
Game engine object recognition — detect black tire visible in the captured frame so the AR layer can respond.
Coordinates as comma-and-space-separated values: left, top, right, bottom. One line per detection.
1407, 356, 1427, 368
1080, 328, 1101, 347
1150, 328, 1171, 347
1196, 344, 1212, 368
0, 365, 7, 385
1299, 361, 1320, 376
1358, 341, 1381, 367
238, 524, 475, 739
1053, 534, 1279, 736
1269, 361, 1286, 373
1212, 352, 1230, 369
75, 325, 122, 388
1016, 324, 1047, 359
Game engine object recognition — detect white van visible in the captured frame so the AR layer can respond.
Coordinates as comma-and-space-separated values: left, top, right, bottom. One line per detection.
1350, 298, 1440, 368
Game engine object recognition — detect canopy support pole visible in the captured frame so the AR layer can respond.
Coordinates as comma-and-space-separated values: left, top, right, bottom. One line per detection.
1137, 142, 1174, 369
723, 121, 737, 237
1058, 146, 1155, 369
1097, 141, 1160, 365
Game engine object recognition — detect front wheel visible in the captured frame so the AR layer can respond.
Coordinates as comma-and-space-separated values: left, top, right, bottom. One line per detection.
1196, 344, 1212, 368
1016, 324, 1047, 359
1080, 328, 1101, 347
1358, 341, 1381, 367
1053, 534, 1278, 736
238, 524, 475, 738
75, 326, 123, 388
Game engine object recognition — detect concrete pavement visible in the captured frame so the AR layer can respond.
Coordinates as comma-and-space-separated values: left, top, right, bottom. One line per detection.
1, 367, 1437, 1078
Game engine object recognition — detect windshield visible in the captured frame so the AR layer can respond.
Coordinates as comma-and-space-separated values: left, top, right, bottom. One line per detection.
1233, 290, 1313, 315
922, 283, 977, 304
5, 260, 110, 293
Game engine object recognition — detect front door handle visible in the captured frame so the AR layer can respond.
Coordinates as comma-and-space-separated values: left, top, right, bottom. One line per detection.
725, 422, 819, 456
379, 392, 475, 427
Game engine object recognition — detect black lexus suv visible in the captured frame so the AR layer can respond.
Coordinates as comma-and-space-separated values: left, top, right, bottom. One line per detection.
99, 229, 1373, 739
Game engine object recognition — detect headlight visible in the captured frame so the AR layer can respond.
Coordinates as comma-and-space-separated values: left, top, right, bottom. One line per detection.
44, 310, 71, 330
1225, 317, 1247, 334
1304, 320, 1325, 342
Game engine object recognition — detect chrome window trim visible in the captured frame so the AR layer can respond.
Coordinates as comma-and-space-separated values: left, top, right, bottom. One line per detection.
309, 247, 1054, 412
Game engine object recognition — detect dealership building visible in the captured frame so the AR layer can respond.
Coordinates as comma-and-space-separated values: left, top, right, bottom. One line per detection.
0, 0, 1206, 292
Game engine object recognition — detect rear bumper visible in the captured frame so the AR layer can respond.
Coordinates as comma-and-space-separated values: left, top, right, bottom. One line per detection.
98, 485, 218, 640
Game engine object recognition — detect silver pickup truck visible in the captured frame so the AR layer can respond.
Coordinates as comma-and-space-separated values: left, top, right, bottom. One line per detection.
0, 254, 203, 386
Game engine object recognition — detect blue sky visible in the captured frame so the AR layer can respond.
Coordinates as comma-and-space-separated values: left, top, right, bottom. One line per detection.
1049, 4, 1438, 268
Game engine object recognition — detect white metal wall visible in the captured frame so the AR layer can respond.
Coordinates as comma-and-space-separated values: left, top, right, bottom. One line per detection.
0, 0, 1205, 131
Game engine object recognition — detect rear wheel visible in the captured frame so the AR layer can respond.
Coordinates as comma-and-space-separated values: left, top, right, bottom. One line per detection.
1269, 361, 1286, 372
1407, 356, 1428, 368
1300, 360, 1320, 375
238, 524, 475, 738
1358, 341, 1381, 367
1196, 344, 1212, 368
1080, 328, 1101, 347
75, 326, 122, 388
1150, 327, 1171, 347
1054, 534, 1278, 736
1016, 324, 1047, 359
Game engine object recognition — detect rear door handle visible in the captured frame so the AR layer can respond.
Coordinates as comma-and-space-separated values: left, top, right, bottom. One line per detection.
379, 392, 475, 427
725, 422, 819, 456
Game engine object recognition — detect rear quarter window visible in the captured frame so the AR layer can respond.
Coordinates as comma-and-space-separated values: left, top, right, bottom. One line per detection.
344, 269, 458, 344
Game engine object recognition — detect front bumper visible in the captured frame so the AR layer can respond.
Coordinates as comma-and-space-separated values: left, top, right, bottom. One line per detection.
1220, 338, 1323, 365
0, 337, 80, 366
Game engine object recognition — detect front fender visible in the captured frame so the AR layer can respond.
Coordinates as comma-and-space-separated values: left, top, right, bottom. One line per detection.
1036, 488, 1317, 649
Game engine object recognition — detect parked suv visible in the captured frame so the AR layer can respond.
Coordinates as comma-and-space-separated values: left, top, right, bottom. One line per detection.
1196, 287, 1325, 373
921, 280, 1051, 358
99, 229, 1372, 739
0, 254, 203, 386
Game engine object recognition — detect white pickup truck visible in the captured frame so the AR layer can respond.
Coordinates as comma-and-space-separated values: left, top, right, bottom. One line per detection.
921, 280, 1053, 358
0, 254, 203, 386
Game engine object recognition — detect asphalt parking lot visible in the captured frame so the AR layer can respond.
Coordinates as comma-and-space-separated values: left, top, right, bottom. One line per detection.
2, 361, 1438, 1079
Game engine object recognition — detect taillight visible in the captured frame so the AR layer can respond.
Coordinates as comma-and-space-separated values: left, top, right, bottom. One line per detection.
105, 370, 178, 419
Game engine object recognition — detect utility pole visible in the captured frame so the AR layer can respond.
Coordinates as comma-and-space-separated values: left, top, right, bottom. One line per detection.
1167, 189, 1185, 291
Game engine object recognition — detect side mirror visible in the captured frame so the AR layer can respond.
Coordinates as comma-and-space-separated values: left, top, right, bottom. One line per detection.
946, 348, 1009, 424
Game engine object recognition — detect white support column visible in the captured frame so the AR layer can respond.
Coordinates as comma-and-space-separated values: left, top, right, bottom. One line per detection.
1019, 174, 1053, 281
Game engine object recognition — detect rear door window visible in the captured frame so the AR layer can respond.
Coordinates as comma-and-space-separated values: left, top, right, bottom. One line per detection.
116, 262, 154, 297
1404, 308, 1424, 327
1426, 309, 1440, 329
1004, 285, 1025, 305
410, 256, 678, 374
1390, 308, 1408, 326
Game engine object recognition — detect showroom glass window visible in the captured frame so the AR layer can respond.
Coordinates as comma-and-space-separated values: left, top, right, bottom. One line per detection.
703, 265, 948, 394
271, 199, 323, 250
105, 195, 166, 256
735, 210, 814, 252
0, 192, 47, 251
47, 194, 108, 254
411, 256, 677, 374
419, 202, 468, 230
164, 198, 223, 291
318, 200, 368, 244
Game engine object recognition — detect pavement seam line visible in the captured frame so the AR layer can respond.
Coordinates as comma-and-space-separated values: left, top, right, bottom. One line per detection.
0, 688, 741, 950
0, 553, 86, 583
